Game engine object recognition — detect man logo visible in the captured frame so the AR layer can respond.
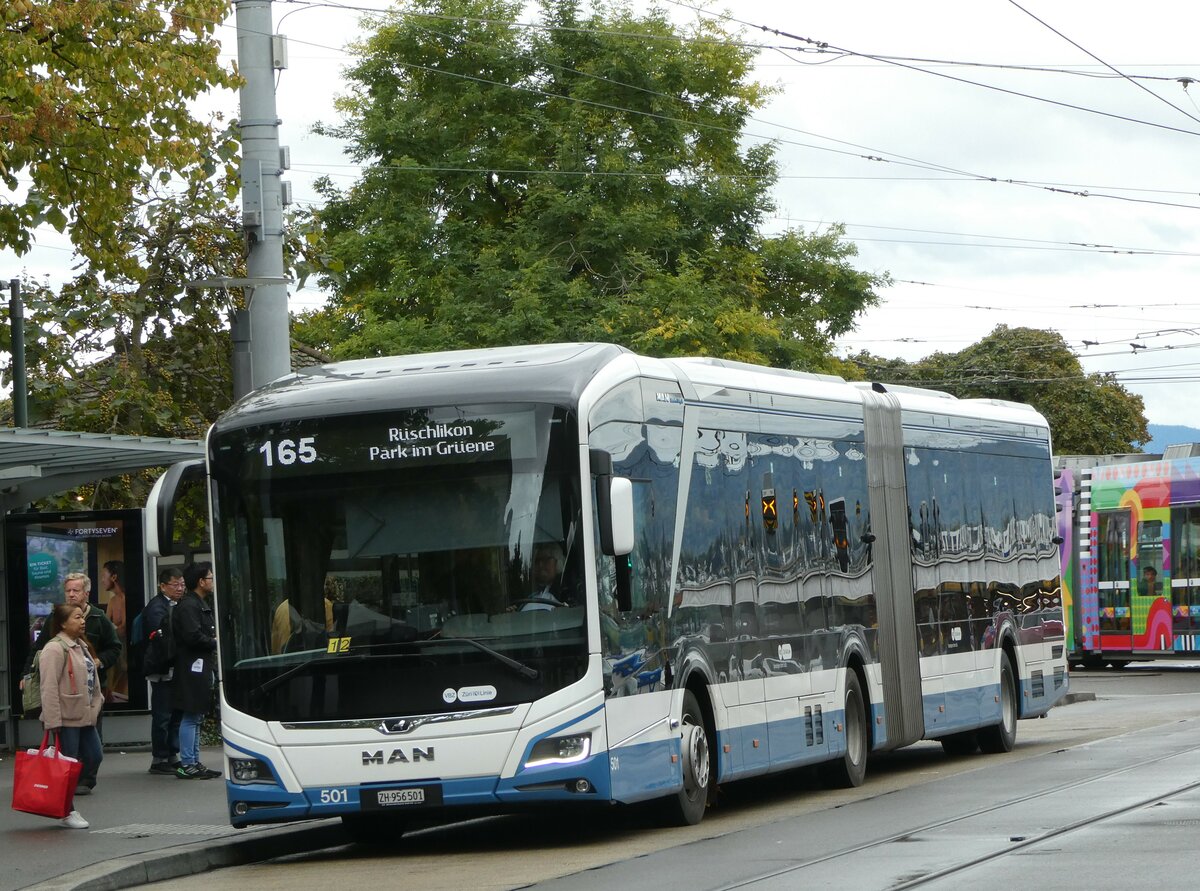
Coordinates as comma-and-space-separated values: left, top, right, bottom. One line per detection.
362, 748, 436, 765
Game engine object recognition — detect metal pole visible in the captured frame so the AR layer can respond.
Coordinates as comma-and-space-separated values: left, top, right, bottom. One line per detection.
8, 279, 27, 427
235, 0, 291, 390
230, 308, 253, 400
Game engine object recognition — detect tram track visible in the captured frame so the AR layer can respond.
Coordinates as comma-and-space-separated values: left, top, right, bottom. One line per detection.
893, 773, 1200, 889
716, 735, 1200, 891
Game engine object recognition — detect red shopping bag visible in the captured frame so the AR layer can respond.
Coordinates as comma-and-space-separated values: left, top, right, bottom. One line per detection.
12, 732, 82, 819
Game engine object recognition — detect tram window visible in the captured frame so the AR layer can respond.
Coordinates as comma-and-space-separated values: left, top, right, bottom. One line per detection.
1173, 506, 1200, 631
1137, 520, 1164, 596
1096, 512, 1130, 583
1096, 511, 1130, 633
1172, 507, 1200, 580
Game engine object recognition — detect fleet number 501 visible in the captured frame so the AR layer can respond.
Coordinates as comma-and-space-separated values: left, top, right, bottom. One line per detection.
319, 788, 349, 804
260, 437, 317, 467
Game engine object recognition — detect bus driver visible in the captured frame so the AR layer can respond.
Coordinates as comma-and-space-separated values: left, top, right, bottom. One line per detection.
519, 543, 568, 611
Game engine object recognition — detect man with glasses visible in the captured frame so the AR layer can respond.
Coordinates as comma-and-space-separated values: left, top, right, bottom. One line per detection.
172, 562, 221, 779
142, 567, 185, 774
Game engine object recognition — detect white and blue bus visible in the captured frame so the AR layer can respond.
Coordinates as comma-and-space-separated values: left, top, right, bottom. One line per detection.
147, 343, 1068, 836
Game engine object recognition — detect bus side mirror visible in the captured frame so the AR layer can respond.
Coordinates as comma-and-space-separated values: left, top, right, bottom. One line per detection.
591, 448, 635, 556
146, 459, 205, 557
608, 477, 634, 556
591, 448, 635, 613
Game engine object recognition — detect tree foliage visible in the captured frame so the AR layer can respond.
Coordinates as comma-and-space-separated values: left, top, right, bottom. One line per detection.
6, 180, 244, 513
849, 325, 1150, 455
1, 0, 238, 277
294, 0, 886, 370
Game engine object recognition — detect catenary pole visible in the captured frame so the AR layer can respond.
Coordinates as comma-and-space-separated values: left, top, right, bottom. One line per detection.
235, 0, 292, 390
8, 278, 27, 427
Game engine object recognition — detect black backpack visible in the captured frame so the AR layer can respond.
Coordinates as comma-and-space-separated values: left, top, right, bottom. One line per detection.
141, 605, 176, 675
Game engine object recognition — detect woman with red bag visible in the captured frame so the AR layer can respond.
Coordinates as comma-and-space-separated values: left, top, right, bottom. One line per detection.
39, 603, 104, 829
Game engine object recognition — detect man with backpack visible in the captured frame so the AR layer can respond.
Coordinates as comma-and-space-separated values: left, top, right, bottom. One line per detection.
141, 567, 184, 774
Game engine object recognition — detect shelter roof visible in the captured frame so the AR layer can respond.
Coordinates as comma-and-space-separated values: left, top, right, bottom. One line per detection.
0, 428, 203, 507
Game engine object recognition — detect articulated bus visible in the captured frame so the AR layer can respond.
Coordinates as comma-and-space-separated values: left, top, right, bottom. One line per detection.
147, 343, 1068, 836
1057, 451, 1200, 667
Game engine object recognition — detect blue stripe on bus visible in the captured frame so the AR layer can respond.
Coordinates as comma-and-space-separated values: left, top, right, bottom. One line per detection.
606, 737, 681, 804
225, 755, 616, 827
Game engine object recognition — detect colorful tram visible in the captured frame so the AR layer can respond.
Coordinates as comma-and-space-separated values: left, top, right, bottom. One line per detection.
1058, 451, 1200, 666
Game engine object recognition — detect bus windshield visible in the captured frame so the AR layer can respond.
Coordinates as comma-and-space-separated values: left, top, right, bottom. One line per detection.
208, 403, 587, 723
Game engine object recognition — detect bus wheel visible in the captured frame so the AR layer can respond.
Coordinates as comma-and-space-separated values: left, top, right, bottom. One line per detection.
979, 651, 1017, 754
940, 730, 978, 757
668, 690, 712, 826
341, 813, 407, 846
826, 671, 868, 788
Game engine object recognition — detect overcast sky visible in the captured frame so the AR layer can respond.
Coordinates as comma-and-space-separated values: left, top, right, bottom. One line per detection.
8, 1, 1200, 430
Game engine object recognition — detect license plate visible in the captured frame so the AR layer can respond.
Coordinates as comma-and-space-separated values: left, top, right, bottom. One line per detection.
361, 784, 443, 810
378, 788, 424, 806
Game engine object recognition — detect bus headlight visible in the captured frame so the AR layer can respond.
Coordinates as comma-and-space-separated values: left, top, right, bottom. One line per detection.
525, 733, 591, 768
230, 757, 274, 784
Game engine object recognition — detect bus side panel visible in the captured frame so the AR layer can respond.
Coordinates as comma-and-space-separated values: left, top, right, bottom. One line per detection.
604, 689, 681, 804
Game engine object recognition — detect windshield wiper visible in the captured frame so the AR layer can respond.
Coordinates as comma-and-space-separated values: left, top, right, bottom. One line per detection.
252, 653, 370, 696
422, 636, 539, 680
249, 637, 537, 696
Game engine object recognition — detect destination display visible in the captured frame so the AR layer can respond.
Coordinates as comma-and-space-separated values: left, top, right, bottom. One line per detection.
220, 406, 545, 479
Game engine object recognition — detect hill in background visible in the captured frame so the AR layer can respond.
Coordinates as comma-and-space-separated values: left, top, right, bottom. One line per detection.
1145, 423, 1200, 456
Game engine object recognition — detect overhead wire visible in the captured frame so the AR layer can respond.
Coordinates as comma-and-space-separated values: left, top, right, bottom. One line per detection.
1004, 0, 1200, 126
660, 0, 1200, 138
234, 0, 1200, 212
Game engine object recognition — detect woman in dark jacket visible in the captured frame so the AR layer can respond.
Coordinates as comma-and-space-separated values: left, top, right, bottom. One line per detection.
172, 562, 220, 779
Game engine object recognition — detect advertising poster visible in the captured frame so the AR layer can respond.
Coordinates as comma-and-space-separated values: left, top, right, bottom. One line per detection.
6, 510, 146, 711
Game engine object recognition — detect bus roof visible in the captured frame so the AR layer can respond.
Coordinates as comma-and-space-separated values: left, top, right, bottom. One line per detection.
218, 343, 628, 428
217, 342, 1048, 434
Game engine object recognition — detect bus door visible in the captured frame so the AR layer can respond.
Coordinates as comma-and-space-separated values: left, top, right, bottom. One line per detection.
1134, 519, 1169, 654
1171, 506, 1200, 652
1095, 510, 1132, 657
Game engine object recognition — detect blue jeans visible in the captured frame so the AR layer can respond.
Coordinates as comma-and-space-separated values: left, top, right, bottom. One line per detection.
56, 725, 102, 805
179, 712, 205, 766
150, 681, 182, 762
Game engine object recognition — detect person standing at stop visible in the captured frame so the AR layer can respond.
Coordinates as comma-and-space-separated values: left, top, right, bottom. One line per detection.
22, 572, 119, 794
173, 562, 221, 779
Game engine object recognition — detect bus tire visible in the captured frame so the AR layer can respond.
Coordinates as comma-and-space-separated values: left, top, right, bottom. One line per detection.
826, 670, 868, 788
978, 651, 1017, 754
341, 813, 407, 845
940, 730, 978, 757
667, 689, 712, 826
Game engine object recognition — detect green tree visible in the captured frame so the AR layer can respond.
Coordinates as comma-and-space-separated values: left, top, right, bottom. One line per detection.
850, 325, 1149, 454
294, 0, 885, 370
1, 0, 237, 277
7, 180, 245, 512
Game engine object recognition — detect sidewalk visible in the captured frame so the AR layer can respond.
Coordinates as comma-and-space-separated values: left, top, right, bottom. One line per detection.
0, 746, 343, 891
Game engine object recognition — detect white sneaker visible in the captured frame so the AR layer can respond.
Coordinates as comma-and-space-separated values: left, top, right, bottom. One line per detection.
61, 810, 89, 829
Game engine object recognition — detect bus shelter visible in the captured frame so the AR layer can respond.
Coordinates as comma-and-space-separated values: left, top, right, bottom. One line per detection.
0, 428, 203, 750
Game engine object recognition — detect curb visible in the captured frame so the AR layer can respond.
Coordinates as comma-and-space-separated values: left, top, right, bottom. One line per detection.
25, 820, 347, 891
